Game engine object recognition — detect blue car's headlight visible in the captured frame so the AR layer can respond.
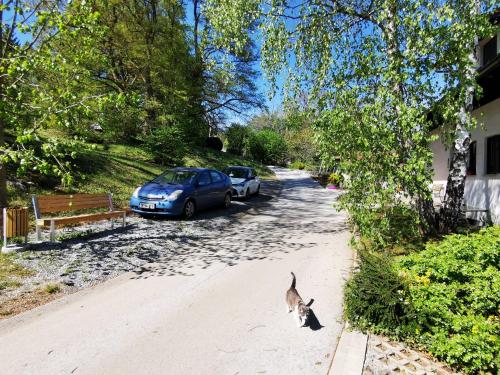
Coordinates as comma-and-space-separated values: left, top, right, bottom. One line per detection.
164, 189, 183, 201
132, 187, 141, 198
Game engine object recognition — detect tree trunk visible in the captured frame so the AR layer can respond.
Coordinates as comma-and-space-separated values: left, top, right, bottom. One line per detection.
417, 193, 438, 234
190, 0, 205, 117
143, 9, 157, 134
440, 117, 471, 232
0, 112, 6, 210
0, 1, 7, 209
440, 0, 479, 232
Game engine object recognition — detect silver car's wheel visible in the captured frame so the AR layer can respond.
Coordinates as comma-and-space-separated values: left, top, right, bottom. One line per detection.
244, 188, 250, 200
254, 184, 260, 196
223, 193, 231, 208
183, 200, 196, 219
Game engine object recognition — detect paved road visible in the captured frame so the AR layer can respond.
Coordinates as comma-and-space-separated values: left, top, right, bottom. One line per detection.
0, 168, 352, 375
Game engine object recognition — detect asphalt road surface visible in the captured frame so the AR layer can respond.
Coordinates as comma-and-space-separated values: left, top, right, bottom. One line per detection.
0, 168, 352, 375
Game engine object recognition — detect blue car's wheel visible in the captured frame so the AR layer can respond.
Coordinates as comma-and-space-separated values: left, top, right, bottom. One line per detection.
223, 193, 231, 208
183, 200, 196, 219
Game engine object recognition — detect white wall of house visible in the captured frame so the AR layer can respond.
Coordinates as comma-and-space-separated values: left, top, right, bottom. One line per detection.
431, 97, 500, 224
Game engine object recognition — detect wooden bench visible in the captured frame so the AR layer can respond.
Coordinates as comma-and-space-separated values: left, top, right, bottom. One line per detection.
462, 205, 490, 226
32, 193, 127, 242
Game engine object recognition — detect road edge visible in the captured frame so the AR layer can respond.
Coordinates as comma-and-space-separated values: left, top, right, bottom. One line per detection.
326, 222, 369, 375
328, 322, 368, 375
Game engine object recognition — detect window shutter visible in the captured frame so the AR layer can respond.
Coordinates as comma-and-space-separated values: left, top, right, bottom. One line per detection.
486, 135, 500, 174
483, 36, 498, 67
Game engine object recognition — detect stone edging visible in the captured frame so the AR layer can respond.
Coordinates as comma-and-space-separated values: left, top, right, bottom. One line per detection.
327, 232, 369, 375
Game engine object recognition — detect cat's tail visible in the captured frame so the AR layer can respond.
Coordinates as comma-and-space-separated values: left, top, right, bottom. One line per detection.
290, 272, 296, 289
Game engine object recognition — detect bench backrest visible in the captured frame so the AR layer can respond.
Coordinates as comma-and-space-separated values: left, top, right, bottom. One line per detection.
32, 193, 113, 219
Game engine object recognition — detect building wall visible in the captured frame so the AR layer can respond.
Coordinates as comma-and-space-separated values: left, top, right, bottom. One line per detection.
431, 97, 500, 224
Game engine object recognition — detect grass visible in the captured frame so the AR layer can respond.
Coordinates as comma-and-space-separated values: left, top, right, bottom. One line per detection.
9, 143, 274, 208
0, 253, 33, 291
43, 283, 62, 294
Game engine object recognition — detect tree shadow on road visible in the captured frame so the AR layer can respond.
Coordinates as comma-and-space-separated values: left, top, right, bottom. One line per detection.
22, 176, 348, 287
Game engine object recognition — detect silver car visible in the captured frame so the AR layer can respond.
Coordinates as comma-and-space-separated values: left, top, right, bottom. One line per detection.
224, 166, 261, 199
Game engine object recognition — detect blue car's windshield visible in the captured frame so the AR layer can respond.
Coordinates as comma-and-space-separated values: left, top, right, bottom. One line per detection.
224, 168, 248, 179
153, 170, 197, 185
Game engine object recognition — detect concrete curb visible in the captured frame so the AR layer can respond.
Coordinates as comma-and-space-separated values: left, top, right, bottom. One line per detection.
328, 323, 368, 375
328, 229, 368, 375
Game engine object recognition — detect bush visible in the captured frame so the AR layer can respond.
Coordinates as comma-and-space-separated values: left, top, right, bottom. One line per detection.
350, 205, 422, 250
284, 126, 318, 165
245, 129, 288, 165
226, 124, 250, 155
397, 226, 500, 374
327, 172, 342, 186
290, 160, 306, 170
345, 226, 500, 374
344, 249, 411, 335
205, 137, 223, 151
142, 125, 186, 165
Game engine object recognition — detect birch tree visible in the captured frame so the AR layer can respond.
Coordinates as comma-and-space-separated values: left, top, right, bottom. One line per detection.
205, 0, 495, 240
438, 0, 494, 232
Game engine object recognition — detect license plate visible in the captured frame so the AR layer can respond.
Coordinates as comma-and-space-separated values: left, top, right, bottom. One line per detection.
140, 203, 156, 210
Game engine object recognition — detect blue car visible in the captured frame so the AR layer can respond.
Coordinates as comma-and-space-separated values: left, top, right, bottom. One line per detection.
130, 168, 233, 219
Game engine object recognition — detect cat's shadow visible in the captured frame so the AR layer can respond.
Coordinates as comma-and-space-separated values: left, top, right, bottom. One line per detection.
304, 299, 324, 331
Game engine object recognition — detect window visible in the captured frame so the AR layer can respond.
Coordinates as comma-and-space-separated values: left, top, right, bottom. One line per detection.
223, 167, 248, 179
486, 135, 500, 174
209, 171, 223, 183
153, 170, 197, 185
467, 141, 476, 175
198, 171, 211, 186
483, 35, 498, 67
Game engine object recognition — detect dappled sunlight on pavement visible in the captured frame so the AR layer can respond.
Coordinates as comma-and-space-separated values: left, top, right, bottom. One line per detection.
0, 168, 352, 375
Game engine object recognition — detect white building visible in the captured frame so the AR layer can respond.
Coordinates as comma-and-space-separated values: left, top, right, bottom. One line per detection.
431, 18, 500, 224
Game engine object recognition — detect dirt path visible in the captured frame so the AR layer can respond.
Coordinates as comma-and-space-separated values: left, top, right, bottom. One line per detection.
0, 168, 352, 375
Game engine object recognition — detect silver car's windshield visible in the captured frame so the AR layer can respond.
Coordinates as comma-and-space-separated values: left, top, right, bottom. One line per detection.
224, 168, 249, 179
153, 170, 197, 185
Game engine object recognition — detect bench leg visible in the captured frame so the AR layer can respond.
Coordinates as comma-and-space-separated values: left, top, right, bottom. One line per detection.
36, 225, 42, 241
50, 220, 56, 242
110, 219, 114, 229
122, 212, 126, 227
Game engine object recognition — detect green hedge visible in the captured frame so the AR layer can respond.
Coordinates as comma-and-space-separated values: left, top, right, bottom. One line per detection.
345, 226, 500, 374
245, 129, 288, 165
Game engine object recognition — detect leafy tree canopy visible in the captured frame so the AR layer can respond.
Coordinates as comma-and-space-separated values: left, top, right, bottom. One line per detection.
205, 0, 497, 238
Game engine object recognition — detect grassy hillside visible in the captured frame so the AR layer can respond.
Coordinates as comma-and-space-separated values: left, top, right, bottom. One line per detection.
9, 144, 274, 208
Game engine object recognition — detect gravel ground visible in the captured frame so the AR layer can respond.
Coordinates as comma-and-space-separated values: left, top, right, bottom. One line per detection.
1, 179, 284, 304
